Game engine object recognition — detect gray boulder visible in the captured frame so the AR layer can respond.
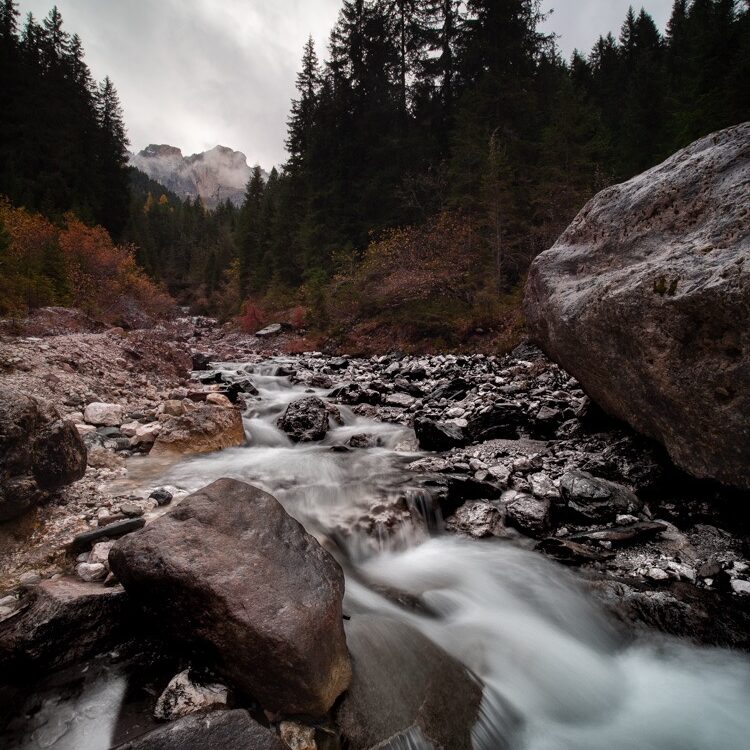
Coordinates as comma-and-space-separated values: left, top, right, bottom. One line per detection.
109, 479, 351, 717
559, 470, 642, 522
277, 396, 330, 442
525, 123, 750, 489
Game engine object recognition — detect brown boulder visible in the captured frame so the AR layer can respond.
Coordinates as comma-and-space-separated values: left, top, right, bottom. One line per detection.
525, 123, 750, 489
109, 479, 351, 717
0, 387, 86, 521
150, 404, 245, 456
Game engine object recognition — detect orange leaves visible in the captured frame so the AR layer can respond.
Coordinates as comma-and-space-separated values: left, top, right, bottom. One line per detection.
0, 198, 173, 322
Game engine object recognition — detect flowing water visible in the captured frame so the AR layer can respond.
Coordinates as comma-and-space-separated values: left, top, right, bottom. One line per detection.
8, 359, 750, 749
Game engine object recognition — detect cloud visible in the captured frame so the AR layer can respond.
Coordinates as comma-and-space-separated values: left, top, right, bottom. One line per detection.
18, 0, 674, 167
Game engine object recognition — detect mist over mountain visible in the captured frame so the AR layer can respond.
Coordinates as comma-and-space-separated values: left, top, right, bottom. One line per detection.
128, 144, 266, 208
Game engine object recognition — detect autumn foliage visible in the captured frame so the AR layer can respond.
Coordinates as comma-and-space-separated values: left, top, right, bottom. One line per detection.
0, 198, 173, 323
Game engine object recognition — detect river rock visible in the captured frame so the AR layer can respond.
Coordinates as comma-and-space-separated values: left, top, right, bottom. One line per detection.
0, 386, 86, 521
112, 709, 286, 750
413, 416, 467, 451
83, 401, 124, 426
525, 123, 750, 490
505, 494, 551, 538
277, 396, 330, 442
559, 470, 642, 522
336, 615, 492, 750
150, 404, 245, 456
108, 479, 351, 716
0, 578, 130, 679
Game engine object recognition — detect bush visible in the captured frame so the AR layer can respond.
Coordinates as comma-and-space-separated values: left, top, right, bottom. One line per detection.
0, 198, 174, 324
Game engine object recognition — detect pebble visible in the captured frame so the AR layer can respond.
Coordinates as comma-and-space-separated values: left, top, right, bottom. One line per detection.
76, 562, 107, 582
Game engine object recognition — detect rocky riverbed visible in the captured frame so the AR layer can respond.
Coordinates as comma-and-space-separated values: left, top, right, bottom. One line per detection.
1, 308, 750, 749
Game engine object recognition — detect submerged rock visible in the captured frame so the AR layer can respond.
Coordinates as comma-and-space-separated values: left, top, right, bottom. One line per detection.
525, 123, 750, 490
109, 479, 351, 716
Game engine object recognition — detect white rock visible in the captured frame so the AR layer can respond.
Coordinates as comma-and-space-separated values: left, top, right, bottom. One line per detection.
205, 393, 232, 407
153, 669, 229, 721
279, 720, 317, 750
647, 568, 669, 582
131, 422, 162, 445
84, 402, 124, 426
731, 579, 750, 596
76, 562, 107, 582
445, 406, 465, 418
90, 541, 115, 566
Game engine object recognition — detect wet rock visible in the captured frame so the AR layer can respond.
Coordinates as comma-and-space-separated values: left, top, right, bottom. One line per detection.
151, 404, 245, 456
112, 709, 286, 750
277, 396, 330, 443
191, 352, 215, 371
154, 668, 229, 721
348, 433, 377, 449
0, 578, 130, 678
413, 416, 467, 451
466, 401, 525, 442
83, 401, 124, 426
569, 521, 667, 547
69, 517, 146, 553
109, 479, 351, 716
525, 123, 750, 489
445, 501, 505, 538
536, 538, 615, 566
505, 494, 551, 538
336, 615, 491, 750
149, 488, 173, 506
559, 470, 642, 522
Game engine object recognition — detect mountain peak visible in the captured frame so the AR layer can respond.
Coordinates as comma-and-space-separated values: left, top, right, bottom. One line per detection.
129, 144, 266, 208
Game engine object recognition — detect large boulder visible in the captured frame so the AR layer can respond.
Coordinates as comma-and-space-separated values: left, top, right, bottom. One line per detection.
525, 123, 750, 489
277, 396, 330, 442
112, 709, 286, 750
109, 479, 351, 717
150, 404, 245, 456
0, 387, 86, 521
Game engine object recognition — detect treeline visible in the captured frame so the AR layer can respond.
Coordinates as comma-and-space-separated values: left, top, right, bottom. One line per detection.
0, 2, 129, 237
230, 0, 749, 349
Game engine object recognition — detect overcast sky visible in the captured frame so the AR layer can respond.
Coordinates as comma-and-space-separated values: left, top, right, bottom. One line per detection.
19, 0, 673, 168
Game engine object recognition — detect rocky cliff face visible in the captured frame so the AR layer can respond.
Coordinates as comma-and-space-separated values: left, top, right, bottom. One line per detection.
524, 123, 750, 490
128, 144, 266, 208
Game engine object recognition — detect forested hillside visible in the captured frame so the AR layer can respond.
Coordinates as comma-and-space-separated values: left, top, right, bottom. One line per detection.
0, 1, 748, 350
235, 0, 749, 350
